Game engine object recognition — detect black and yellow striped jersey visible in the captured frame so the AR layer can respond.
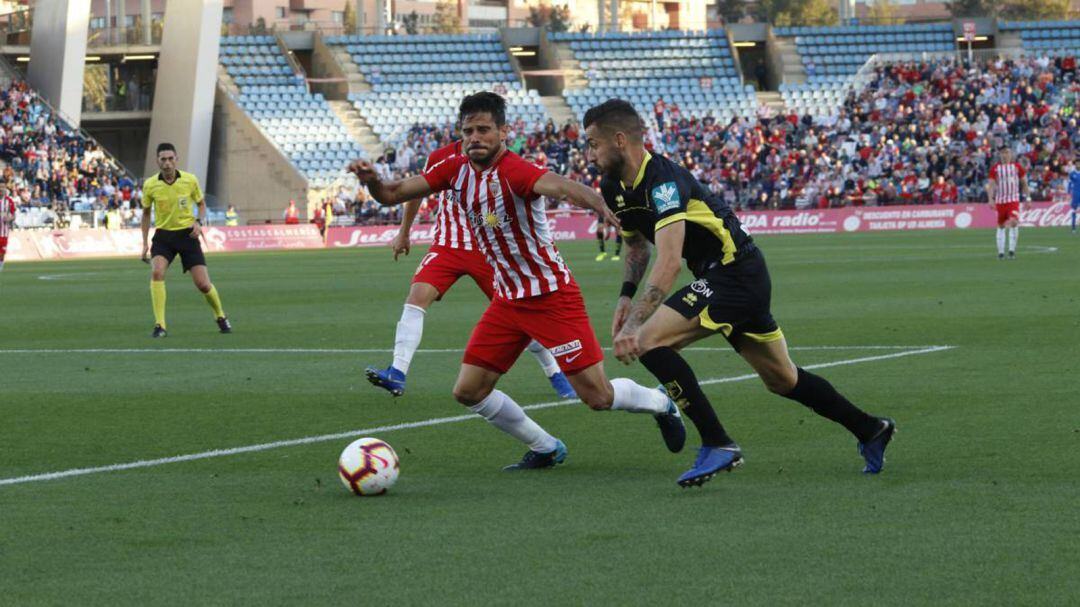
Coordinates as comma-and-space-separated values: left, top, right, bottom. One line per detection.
600, 151, 755, 276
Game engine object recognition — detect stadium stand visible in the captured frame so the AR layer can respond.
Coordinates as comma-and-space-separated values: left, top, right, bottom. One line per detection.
999, 20, 1080, 53
550, 29, 757, 126
324, 33, 549, 146
776, 23, 956, 81
0, 79, 134, 228
220, 35, 366, 187
776, 23, 956, 117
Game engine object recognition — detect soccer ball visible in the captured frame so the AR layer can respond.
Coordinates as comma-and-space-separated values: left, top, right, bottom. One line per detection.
338, 437, 400, 496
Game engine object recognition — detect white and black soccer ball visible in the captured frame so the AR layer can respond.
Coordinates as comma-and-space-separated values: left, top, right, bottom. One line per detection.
338, 437, 400, 496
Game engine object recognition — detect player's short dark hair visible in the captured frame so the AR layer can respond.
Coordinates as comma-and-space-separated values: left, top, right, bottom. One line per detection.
156, 142, 177, 156
458, 92, 506, 127
583, 99, 644, 142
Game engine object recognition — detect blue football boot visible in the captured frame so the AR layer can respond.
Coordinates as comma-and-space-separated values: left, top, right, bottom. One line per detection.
677, 445, 743, 488
654, 387, 686, 453
858, 417, 896, 474
365, 365, 406, 397
548, 372, 577, 399
504, 439, 567, 471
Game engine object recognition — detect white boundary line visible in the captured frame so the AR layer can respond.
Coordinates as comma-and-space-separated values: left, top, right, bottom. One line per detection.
0, 345, 954, 488
0, 345, 951, 355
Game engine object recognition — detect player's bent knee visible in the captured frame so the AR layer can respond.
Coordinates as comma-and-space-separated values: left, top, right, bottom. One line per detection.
761, 369, 798, 394
578, 385, 614, 410
452, 384, 491, 407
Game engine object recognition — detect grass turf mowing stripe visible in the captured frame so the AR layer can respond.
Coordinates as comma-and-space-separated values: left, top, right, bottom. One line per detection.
0, 345, 953, 488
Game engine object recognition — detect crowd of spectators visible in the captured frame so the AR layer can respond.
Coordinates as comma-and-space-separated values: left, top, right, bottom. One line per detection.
0, 79, 136, 228
332, 54, 1080, 225
11, 54, 1080, 230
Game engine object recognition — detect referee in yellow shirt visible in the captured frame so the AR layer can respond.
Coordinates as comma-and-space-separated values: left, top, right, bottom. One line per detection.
141, 142, 231, 337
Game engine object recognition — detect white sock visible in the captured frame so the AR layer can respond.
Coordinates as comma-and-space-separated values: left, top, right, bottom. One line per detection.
609, 378, 670, 415
392, 304, 425, 374
526, 340, 561, 378
470, 390, 557, 452
996, 228, 1006, 255
1008, 227, 1018, 253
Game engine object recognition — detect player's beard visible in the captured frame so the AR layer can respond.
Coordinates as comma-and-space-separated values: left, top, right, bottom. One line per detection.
601, 153, 625, 180
468, 142, 502, 167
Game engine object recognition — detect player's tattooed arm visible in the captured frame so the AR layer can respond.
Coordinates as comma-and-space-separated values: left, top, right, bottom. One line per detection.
622, 230, 651, 286
612, 231, 651, 337
622, 219, 678, 332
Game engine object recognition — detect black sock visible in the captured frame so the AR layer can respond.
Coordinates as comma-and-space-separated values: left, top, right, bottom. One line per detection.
614, 234, 623, 255
640, 347, 734, 447
782, 368, 880, 442
596, 231, 605, 252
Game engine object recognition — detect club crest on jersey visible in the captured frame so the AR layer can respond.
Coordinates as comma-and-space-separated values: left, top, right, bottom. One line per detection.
178, 196, 189, 208
487, 177, 500, 199
651, 182, 680, 213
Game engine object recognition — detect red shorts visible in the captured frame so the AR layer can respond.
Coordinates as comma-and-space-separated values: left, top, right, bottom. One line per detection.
463, 280, 604, 375
995, 202, 1020, 226
0, 236, 7, 258
412, 244, 495, 300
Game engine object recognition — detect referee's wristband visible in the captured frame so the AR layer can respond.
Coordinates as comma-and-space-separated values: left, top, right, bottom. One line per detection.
620, 281, 638, 299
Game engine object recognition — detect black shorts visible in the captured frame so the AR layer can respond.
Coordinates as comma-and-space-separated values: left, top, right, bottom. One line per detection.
665, 248, 783, 350
151, 228, 206, 273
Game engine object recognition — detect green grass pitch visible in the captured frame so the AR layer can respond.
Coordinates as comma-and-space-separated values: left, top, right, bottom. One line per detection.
1, 229, 1077, 605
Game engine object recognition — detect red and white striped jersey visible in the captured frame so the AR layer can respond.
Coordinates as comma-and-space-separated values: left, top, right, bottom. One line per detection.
423, 149, 571, 300
990, 162, 1025, 204
0, 195, 15, 238
424, 142, 474, 250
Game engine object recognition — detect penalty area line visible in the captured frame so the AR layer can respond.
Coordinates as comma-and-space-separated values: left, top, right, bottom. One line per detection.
0, 345, 954, 488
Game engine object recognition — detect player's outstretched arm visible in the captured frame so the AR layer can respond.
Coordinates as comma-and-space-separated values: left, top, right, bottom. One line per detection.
347, 160, 433, 207
533, 173, 620, 228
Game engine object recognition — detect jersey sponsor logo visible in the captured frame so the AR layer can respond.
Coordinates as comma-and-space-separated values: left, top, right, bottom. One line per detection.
651, 182, 680, 213
689, 279, 713, 298
468, 209, 510, 229
551, 339, 583, 358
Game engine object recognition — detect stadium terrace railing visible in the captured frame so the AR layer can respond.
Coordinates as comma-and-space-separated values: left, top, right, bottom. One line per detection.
86, 24, 163, 47
868, 47, 1029, 68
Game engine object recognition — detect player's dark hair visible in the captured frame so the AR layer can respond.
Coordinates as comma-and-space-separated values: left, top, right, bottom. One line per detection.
583, 99, 644, 142
458, 92, 506, 127
156, 142, 177, 155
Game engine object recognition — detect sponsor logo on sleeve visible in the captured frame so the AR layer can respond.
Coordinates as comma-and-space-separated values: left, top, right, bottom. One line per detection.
651, 182, 680, 213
